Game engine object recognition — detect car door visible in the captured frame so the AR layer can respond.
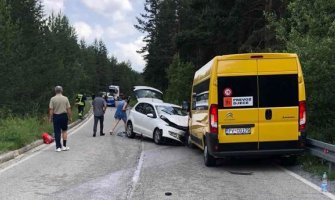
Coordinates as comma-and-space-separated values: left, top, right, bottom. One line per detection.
132, 103, 146, 134
257, 58, 299, 148
140, 103, 158, 137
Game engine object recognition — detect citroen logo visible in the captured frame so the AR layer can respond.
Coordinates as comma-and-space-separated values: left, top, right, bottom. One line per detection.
225, 112, 234, 119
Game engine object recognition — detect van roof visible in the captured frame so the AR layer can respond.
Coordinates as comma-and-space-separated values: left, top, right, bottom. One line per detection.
193, 53, 298, 85
218, 53, 298, 60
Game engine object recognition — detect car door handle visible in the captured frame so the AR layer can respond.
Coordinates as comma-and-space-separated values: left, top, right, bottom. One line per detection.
265, 109, 272, 120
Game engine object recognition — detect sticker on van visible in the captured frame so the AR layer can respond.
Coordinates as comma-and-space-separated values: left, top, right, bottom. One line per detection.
224, 96, 253, 107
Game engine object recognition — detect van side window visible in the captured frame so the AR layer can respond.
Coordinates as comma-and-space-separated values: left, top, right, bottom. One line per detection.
259, 74, 298, 107
218, 76, 258, 109
192, 79, 210, 110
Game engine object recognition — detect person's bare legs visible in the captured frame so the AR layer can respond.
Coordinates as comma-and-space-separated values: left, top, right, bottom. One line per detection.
110, 119, 120, 135
123, 119, 127, 133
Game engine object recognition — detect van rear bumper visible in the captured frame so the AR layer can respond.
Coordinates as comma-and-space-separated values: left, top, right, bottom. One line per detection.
206, 133, 305, 157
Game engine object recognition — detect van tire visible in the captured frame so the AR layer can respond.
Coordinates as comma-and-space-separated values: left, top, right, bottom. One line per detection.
153, 128, 163, 145
126, 122, 135, 138
204, 143, 216, 167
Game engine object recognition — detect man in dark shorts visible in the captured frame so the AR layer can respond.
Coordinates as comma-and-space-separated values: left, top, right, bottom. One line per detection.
49, 86, 72, 152
92, 92, 107, 137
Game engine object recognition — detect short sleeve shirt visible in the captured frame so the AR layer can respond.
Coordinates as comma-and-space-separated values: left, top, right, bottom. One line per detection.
49, 94, 71, 114
92, 97, 106, 116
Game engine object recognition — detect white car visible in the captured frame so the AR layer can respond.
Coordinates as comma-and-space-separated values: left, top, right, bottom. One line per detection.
126, 100, 188, 144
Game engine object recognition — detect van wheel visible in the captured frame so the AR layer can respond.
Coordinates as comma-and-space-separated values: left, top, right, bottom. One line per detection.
126, 122, 135, 138
153, 129, 163, 145
204, 143, 216, 167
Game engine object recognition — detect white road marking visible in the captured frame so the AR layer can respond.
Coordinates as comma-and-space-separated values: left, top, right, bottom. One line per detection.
126, 142, 145, 200
0, 114, 94, 174
278, 165, 335, 200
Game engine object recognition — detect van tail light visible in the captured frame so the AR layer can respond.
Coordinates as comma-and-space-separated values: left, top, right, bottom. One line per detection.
299, 101, 306, 132
209, 104, 218, 134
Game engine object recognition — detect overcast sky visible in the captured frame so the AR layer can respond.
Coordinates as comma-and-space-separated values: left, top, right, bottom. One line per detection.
42, 0, 146, 72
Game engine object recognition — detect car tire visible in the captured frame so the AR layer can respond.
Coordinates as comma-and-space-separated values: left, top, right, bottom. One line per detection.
126, 122, 135, 138
204, 142, 216, 167
153, 128, 163, 145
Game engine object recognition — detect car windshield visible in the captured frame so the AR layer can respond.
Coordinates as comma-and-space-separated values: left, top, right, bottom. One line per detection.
156, 105, 187, 116
134, 89, 163, 100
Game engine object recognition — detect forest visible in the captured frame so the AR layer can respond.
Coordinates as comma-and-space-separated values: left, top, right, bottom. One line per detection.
0, 0, 334, 143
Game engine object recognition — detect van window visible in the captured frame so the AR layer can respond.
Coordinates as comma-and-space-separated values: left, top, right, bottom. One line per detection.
218, 76, 258, 109
192, 79, 210, 110
258, 74, 298, 107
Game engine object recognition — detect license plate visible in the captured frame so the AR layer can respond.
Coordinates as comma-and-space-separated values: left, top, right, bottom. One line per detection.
225, 128, 251, 135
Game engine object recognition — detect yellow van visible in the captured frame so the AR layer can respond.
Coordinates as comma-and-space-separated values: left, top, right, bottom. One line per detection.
187, 53, 306, 166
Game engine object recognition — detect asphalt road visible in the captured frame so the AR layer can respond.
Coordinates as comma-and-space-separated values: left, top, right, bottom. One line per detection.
0, 108, 332, 200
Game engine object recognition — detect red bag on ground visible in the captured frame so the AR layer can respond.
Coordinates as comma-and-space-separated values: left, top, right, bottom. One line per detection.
42, 132, 54, 144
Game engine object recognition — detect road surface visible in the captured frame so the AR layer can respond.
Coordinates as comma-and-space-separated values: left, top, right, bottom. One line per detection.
0, 108, 332, 200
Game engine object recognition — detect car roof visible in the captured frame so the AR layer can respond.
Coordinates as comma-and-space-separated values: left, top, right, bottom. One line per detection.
136, 99, 181, 108
133, 86, 163, 94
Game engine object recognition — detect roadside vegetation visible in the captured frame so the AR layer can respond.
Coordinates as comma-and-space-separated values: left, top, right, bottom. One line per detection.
0, 101, 91, 153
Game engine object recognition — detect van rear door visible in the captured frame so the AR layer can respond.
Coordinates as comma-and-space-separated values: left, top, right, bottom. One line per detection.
217, 60, 259, 151
257, 58, 299, 149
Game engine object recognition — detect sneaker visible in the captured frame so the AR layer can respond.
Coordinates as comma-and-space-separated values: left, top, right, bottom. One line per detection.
93, 133, 96, 137
100, 133, 105, 136
62, 146, 70, 151
55, 148, 61, 152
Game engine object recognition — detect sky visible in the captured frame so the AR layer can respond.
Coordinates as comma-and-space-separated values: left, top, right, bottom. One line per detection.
42, 0, 146, 72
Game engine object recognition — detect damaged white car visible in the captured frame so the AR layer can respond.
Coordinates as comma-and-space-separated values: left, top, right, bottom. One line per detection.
126, 100, 188, 144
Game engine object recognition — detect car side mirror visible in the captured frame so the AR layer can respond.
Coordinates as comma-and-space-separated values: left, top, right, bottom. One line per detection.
147, 113, 154, 118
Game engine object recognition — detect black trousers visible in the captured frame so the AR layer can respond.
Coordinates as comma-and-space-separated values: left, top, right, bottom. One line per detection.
78, 105, 84, 115
93, 116, 104, 134
53, 113, 68, 149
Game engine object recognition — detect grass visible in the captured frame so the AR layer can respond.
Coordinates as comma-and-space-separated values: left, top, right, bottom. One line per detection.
0, 101, 91, 154
0, 117, 52, 153
299, 154, 335, 180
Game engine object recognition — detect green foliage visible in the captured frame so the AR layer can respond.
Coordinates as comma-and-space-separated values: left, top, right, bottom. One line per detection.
165, 54, 194, 104
0, 116, 52, 153
269, 0, 335, 142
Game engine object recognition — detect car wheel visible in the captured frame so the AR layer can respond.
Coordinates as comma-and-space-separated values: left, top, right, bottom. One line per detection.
153, 128, 162, 145
204, 143, 216, 167
126, 122, 135, 138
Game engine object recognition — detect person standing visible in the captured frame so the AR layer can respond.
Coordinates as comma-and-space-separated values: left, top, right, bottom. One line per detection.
48, 86, 72, 152
75, 92, 86, 118
110, 94, 128, 135
92, 92, 107, 137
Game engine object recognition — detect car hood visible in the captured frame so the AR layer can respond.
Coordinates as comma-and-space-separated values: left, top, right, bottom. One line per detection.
133, 86, 164, 102
160, 114, 189, 132
164, 115, 188, 126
